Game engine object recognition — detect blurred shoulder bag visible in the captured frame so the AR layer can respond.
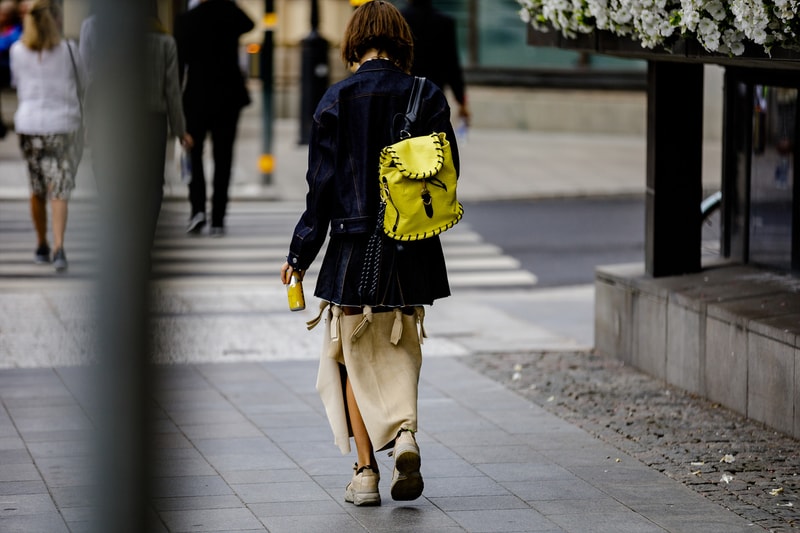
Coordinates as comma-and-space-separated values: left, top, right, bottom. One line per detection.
378, 77, 463, 241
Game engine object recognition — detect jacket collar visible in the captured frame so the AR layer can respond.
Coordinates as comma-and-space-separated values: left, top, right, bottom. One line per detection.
355, 58, 404, 76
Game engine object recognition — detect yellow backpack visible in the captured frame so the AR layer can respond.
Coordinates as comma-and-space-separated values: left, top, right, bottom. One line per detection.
378, 78, 463, 241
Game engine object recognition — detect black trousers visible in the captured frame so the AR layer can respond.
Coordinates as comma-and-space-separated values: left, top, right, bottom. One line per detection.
186, 106, 241, 227
144, 114, 167, 246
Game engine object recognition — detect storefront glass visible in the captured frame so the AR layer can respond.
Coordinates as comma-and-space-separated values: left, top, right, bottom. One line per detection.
392, 0, 644, 71
749, 85, 797, 270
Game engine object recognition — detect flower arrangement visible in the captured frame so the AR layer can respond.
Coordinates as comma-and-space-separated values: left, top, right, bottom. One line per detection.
517, 0, 800, 56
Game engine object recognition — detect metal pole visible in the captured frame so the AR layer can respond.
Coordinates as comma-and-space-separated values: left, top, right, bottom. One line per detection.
89, 1, 154, 532
311, 0, 319, 30
260, 0, 276, 184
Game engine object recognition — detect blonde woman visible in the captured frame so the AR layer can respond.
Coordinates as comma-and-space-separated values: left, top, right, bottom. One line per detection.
10, 0, 84, 272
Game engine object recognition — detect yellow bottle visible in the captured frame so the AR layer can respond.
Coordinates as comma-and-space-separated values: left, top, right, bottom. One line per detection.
287, 271, 306, 312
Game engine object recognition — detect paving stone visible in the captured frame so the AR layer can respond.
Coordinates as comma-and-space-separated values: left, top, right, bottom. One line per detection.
152, 475, 234, 499
422, 458, 484, 479
0, 448, 31, 464
347, 503, 458, 532
34, 456, 94, 487
448, 508, 561, 532
152, 495, 247, 512
505, 478, 609, 502
529, 496, 636, 516
152, 457, 218, 478
179, 422, 264, 441
0, 493, 58, 516
545, 511, 666, 533
0, 437, 25, 451
428, 495, 530, 512
248, 499, 344, 517
0, 464, 41, 482
159, 507, 263, 532
422, 475, 511, 498
232, 480, 331, 504
259, 513, 363, 533
25, 438, 93, 459
0, 512, 70, 533
448, 444, 543, 464
48, 484, 94, 508
477, 463, 576, 483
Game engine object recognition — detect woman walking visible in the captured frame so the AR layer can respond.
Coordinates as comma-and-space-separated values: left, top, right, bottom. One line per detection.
143, 4, 193, 244
11, 0, 84, 272
280, 1, 459, 506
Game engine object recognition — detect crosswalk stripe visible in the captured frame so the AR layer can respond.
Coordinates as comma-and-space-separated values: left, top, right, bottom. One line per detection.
449, 271, 538, 287
1, 200, 538, 289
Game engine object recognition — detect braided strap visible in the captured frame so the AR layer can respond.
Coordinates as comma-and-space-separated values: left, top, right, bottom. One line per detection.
358, 201, 386, 303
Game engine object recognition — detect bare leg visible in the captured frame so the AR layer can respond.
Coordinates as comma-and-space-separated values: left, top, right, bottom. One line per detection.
345, 376, 376, 468
30, 194, 48, 246
51, 198, 67, 251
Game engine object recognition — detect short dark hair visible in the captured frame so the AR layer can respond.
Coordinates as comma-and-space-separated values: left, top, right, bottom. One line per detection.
341, 1, 414, 73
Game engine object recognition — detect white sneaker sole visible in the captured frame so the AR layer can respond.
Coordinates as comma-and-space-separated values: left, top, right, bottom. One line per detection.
391, 446, 423, 501
345, 485, 381, 506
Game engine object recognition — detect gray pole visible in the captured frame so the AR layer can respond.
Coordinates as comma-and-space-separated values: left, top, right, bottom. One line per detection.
89, 1, 154, 532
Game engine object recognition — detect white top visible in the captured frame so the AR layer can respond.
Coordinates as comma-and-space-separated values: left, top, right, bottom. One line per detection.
10, 40, 85, 135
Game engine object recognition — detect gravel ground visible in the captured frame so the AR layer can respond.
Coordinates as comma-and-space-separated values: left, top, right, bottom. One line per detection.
465, 350, 800, 532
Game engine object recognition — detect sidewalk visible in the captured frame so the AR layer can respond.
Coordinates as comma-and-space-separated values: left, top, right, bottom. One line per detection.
0, 92, 756, 532
1, 360, 758, 533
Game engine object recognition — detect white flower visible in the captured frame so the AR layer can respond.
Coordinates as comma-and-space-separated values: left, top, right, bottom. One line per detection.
697, 19, 722, 51
517, 0, 800, 55
720, 28, 746, 55
705, 1, 726, 22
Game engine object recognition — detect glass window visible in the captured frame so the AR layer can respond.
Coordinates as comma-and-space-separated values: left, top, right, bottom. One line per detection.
392, 0, 644, 71
749, 85, 796, 270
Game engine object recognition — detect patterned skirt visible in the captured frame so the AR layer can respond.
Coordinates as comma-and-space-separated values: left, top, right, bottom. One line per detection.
19, 132, 84, 200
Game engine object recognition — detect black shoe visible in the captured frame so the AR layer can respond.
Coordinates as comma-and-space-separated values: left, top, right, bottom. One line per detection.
53, 248, 67, 273
186, 212, 206, 234
34, 244, 51, 264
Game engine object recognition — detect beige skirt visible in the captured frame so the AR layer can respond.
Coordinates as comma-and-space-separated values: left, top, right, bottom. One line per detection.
311, 304, 426, 454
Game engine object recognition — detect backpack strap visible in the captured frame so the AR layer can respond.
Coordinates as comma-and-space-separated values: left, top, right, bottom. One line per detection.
398, 77, 426, 140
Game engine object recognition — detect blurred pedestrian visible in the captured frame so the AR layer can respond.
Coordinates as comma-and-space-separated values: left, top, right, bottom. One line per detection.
0, 0, 22, 139
175, 0, 254, 236
280, 1, 459, 506
11, 0, 84, 272
142, 3, 193, 243
77, 13, 95, 88
76, 4, 193, 247
400, 0, 470, 126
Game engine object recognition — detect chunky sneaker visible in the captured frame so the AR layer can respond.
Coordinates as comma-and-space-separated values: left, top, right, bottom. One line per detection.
209, 226, 225, 238
186, 212, 206, 234
344, 463, 381, 506
34, 244, 51, 264
390, 429, 423, 501
52, 248, 68, 273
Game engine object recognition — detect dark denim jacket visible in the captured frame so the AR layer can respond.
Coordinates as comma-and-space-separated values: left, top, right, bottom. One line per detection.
287, 60, 459, 271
